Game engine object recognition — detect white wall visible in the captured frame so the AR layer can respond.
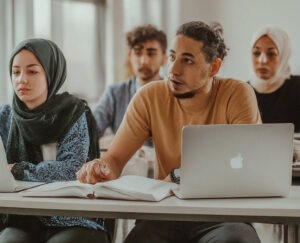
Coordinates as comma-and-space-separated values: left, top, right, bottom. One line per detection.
105, 0, 125, 85
0, 0, 35, 106
174, 0, 300, 81
0, 0, 11, 105
0, 0, 106, 105
2, 0, 300, 105
111, 0, 300, 85
0, 0, 29, 105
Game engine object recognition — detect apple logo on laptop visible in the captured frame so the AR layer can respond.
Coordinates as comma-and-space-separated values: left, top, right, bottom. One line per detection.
230, 153, 243, 169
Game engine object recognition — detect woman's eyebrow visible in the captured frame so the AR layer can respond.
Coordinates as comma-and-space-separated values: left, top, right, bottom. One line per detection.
27, 64, 41, 67
12, 64, 40, 68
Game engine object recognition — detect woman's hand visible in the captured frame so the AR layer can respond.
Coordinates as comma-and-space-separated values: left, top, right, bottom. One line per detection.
76, 158, 118, 184
8, 163, 15, 171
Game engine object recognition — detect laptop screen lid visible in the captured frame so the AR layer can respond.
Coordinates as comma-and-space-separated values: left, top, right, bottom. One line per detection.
0, 137, 45, 192
178, 124, 293, 199
0, 137, 18, 192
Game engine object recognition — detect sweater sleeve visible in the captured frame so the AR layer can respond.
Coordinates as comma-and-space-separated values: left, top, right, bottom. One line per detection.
93, 86, 116, 137
11, 113, 90, 182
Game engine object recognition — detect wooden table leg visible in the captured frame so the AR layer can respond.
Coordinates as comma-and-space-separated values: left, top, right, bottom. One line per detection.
284, 225, 289, 243
286, 224, 298, 243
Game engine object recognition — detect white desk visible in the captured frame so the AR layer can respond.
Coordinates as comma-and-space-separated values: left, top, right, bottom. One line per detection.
1, 187, 300, 242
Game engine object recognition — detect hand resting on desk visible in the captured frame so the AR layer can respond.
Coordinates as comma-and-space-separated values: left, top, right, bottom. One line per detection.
76, 158, 119, 184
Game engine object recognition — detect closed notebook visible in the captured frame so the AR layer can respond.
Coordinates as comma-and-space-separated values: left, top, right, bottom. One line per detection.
22, 175, 177, 202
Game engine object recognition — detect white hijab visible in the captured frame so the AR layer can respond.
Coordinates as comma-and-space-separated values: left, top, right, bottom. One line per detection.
250, 26, 291, 87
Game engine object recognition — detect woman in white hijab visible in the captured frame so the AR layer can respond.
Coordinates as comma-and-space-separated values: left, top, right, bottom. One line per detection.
249, 26, 300, 243
249, 26, 300, 132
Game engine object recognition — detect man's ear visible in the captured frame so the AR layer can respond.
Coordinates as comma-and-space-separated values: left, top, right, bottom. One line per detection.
210, 58, 222, 77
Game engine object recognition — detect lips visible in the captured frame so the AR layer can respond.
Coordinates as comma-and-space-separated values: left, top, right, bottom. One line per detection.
18, 88, 30, 94
171, 79, 182, 84
170, 78, 184, 86
257, 68, 269, 74
169, 78, 184, 90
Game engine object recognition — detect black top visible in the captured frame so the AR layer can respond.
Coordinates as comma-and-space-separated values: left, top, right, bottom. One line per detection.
249, 75, 300, 132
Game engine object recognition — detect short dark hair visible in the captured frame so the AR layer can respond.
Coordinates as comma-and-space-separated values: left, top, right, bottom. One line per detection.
126, 25, 167, 53
176, 21, 228, 62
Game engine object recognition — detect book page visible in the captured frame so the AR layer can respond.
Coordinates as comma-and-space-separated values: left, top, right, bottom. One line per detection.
22, 181, 94, 198
94, 175, 178, 201
22, 176, 178, 201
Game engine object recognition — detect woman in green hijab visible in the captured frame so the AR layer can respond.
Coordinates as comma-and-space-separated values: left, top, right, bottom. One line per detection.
0, 39, 110, 242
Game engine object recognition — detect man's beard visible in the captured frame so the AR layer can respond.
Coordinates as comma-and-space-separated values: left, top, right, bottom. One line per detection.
173, 91, 195, 99
138, 67, 159, 81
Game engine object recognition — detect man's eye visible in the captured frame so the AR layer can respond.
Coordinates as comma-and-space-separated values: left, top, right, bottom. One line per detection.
148, 52, 156, 57
12, 71, 20, 75
184, 58, 193, 64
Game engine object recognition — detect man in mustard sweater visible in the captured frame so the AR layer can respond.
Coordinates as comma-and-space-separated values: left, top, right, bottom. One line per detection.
77, 21, 261, 243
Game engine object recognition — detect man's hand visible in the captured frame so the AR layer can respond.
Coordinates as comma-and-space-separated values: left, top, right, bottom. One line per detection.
166, 168, 180, 184
164, 174, 172, 182
76, 158, 118, 184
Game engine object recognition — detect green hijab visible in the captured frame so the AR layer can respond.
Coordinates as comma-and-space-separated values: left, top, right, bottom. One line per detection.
7, 38, 99, 164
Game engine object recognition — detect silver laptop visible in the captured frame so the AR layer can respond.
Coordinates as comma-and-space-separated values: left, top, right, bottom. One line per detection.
0, 137, 44, 192
174, 124, 294, 199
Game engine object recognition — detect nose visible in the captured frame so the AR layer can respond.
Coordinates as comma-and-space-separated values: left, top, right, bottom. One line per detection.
16, 71, 28, 84
140, 54, 150, 65
168, 58, 181, 76
258, 53, 268, 64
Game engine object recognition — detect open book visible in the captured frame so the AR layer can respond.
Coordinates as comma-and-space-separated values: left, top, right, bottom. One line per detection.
22, 175, 178, 202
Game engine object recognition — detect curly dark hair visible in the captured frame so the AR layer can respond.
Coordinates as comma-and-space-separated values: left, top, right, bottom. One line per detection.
126, 25, 167, 53
176, 21, 228, 62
